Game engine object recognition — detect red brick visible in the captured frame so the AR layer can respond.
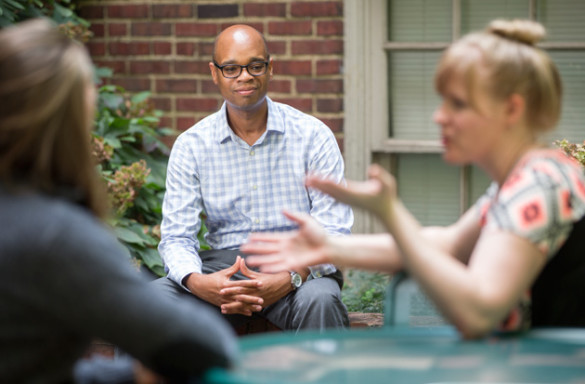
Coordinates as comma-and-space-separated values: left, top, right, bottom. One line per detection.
176, 97, 219, 112
174, 61, 211, 74
177, 42, 196, 56
176, 23, 218, 37
269, 21, 312, 36
109, 42, 150, 56
317, 98, 343, 113
108, 5, 148, 19
177, 117, 197, 130
108, 23, 127, 37
89, 23, 104, 38
132, 22, 171, 36
317, 20, 343, 36
152, 4, 194, 18
156, 79, 198, 93
320, 118, 343, 133
317, 59, 342, 75
273, 60, 312, 76
297, 79, 343, 93
86, 42, 105, 56
110, 77, 151, 92
268, 80, 291, 93
220, 22, 263, 33
94, 60, 126, 75
201, 80, 218, 94
197, 4, 238, 19
266, 41, 286, 55
291, 2, 343, 17
244, 3, 286, 17
79, 5, 104, 19
152, 42, 172, 55
130, 61, 171, 75
273, 98, 312, 113
150, 97, 172, 111
199, 42, 215, 56
292, 40, 343, 55
159, 116, 173, 129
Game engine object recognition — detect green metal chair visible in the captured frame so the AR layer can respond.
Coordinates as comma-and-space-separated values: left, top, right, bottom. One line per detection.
383, 271, 447, 327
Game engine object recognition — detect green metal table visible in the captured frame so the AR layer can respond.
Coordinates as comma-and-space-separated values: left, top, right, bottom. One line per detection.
204, 326, 585, 383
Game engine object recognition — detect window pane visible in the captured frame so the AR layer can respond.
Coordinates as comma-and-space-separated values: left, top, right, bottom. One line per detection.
461, 0, 529, 35
547, 51, 585, 143
389, 51, 442, 139
397, 154, 460, 226
388, 0, 451, 42
537, 0, 585, 42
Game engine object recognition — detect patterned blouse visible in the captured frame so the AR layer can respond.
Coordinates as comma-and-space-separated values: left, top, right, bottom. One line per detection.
474, 148, 585, 331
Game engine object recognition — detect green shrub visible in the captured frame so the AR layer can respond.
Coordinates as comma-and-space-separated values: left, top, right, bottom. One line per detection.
342, 270, 390, 313
556, 139, 585, 167
92, 78, 177, 276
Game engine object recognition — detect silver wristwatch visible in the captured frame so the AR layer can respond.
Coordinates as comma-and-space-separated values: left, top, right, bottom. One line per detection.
290, 271, 302, 290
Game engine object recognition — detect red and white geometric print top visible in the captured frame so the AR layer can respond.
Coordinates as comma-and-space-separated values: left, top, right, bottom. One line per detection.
476, 148, 585, 259
474, 148, 585, 331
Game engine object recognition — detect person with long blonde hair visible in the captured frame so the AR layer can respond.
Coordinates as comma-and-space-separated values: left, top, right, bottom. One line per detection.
0, 18, 236, 383
244, 19, 585, 338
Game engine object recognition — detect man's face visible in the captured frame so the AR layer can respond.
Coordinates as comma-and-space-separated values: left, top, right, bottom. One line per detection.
210, 29, 273, 113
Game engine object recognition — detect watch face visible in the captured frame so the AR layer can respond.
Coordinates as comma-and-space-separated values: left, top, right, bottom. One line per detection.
291, 272, 302, 288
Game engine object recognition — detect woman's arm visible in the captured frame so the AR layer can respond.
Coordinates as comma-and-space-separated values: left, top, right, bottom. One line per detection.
386, 199, 546, 338
244, 206, 480, 275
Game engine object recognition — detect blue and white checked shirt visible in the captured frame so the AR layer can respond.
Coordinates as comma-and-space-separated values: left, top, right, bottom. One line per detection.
159, 97, 353, 287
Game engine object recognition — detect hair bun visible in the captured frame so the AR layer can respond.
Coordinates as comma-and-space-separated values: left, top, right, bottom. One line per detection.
487, 19, 546, 45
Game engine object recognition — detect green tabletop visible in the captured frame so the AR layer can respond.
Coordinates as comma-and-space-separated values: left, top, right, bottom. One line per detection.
205, 326, 585, 384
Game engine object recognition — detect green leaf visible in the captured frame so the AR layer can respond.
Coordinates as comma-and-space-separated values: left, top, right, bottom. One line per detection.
131, 91, 151, 104
138, 247, 164, 269
54, 3, 73, 17
115, 226, 146, 245
4, 0, 25, 10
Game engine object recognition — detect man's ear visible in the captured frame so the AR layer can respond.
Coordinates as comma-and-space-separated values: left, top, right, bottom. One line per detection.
209, 62, 219, 85
506, 93, 526, 126
268, 57, 274, 81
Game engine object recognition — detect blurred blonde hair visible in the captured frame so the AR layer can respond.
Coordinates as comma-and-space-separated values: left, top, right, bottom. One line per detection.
0, 18, 107, 218
435, 19, 562, 133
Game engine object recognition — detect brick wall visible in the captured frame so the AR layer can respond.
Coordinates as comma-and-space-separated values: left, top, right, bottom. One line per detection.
78, 1, 345, 150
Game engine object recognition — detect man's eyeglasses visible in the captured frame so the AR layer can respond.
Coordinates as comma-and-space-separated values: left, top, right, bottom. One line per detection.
213, 60, 270, 79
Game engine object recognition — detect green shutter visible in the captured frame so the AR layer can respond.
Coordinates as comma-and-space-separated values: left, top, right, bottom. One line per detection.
548, 51, 585, 143
388, 51, 443, 139
537, 0, 585, 42
397, 154, 461, 226
461, 0, 529, 34
388, 0, 452, 42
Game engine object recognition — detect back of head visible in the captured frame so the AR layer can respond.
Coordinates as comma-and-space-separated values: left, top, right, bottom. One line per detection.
435, 19, 562, 133
0, 18, 106, 217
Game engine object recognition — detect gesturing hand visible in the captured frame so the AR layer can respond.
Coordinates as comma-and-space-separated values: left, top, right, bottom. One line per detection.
306, 164, 397, 221
242, 210, 330, 274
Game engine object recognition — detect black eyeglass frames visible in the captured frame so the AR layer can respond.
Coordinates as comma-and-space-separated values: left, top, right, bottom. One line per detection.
213, 59, 270, 79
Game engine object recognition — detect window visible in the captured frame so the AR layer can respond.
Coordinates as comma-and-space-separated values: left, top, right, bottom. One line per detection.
345, 0, 585, 232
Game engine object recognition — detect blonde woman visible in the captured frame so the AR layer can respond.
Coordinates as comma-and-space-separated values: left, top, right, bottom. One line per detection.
0, 19, 236, 382
244, 19, 585, 339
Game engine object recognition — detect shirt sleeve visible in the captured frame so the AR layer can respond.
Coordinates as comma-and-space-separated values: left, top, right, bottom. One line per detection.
158, 135, 205, 288
306, 121, 354, 276
480, 157, 585, 258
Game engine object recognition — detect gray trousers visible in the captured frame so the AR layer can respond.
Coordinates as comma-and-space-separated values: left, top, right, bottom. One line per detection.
152, 250, 349, 332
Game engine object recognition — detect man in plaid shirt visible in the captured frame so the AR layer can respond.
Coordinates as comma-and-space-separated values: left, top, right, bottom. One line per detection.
156, 25, 353, 332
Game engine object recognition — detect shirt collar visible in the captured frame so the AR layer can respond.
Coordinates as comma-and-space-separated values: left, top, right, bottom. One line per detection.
216, 97, 284, 144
